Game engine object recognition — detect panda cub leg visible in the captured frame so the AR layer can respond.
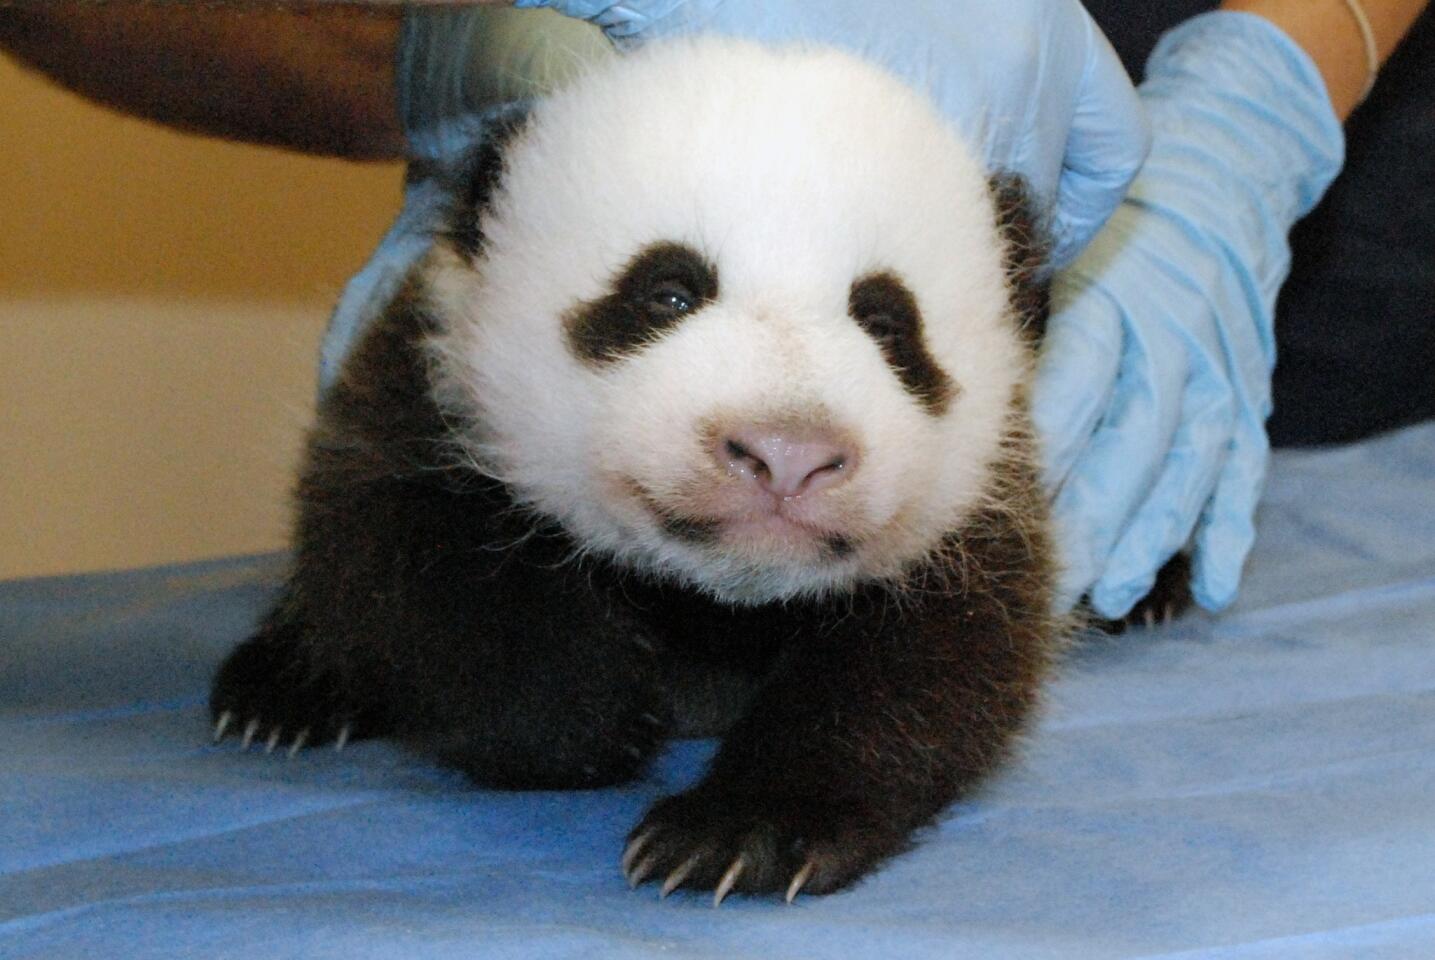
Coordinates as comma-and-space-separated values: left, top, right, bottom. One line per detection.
211, 583, 671, 787
625, 579, 1049, 901
211, 489, 674, 788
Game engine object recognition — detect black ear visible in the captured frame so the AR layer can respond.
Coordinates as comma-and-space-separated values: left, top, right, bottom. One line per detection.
407, 106, 530, 262
988, 173, 1051, 346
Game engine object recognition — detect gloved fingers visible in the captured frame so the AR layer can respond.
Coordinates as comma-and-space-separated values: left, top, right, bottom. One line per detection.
1046, 309, 1188, 611
1031, 274, 1124, 494
1087, 349, 1236, 619
1190, 410, 1270, 612
526, 0, 727, 43
1047, 10, 1151, 269
515, 0, 627, 21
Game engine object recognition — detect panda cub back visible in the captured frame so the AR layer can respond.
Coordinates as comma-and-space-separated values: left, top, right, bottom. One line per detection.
212, 38, 1061, 902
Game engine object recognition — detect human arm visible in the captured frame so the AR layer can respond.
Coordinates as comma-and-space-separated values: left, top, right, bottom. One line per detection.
1035, 0, 1431, 618
0, 3, 405, 158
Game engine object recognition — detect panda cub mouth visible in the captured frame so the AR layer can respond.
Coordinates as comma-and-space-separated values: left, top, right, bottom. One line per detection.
642, 494, 860, 565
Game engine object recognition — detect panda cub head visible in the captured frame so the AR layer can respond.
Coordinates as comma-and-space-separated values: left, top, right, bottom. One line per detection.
426, 38, 1039, 605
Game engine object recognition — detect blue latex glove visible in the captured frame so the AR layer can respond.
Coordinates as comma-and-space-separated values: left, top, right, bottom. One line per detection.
1033, 12, 1346, 618
518, 0, 1149, 268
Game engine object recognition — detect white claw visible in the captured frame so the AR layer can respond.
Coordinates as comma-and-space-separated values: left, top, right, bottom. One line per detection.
1162, 602, 1175, 625
622, 828, 655, 877
287, 728, 309, 759
1143, 608, 1156, 630
240, 718, 260, 751
212, 710, 233, 743
264, 728, 282, 755
629, 854, 659, 889
660, 854, 701, 899
334, 723, 351, 753
713, 855, 745, 908
785, 860, 815, 905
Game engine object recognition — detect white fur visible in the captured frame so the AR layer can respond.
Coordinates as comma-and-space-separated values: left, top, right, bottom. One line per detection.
428, 38, 1027, 604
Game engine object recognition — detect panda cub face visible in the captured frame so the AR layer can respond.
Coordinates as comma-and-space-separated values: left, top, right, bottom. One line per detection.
427, 38, 1030, 604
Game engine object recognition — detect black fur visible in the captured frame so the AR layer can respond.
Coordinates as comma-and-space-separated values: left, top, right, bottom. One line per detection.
566, 242, 719, 367
848, 272, 956, 416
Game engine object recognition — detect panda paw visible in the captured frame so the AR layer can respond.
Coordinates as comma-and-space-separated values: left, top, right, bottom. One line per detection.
1094, 552, 1195, 634
209, 633, 384, 757
623, 788, 901, 904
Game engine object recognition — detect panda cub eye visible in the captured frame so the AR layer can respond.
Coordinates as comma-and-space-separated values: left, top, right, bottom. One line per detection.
567, 242, 718, 366
647, 280, 697, 317
853, 308, 904, 345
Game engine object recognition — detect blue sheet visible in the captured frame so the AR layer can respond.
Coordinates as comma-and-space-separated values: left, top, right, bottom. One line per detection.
4, 423, 1434, 959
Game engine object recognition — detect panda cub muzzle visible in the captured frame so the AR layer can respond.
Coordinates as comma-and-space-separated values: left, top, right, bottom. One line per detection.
210, 37, 1073, 903
673, 417, 861, 555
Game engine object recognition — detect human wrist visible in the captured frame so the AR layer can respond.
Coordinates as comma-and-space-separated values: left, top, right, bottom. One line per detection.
1222, 0, 1373, 118
1339, 0, 1382, 102
1221, 0, 1431, 119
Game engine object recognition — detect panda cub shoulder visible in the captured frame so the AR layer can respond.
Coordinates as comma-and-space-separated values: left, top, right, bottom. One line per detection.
212, 37, 1062, 901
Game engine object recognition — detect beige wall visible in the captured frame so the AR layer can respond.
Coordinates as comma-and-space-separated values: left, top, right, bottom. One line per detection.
0, 55, 405, 579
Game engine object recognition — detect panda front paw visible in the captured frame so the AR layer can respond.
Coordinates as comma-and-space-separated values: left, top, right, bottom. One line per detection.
1134, 552, 1195, 628
209, 632, 385, 757
623, 788, 904, 904
1092, 553, 1195, 634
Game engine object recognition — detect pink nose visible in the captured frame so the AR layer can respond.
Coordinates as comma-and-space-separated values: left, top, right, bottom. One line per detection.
716, 426, 858, 498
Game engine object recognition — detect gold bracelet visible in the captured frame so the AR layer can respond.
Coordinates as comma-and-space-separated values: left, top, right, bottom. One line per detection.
1341, 0, 1381, 102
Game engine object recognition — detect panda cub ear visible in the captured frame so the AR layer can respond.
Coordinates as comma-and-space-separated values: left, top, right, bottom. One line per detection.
988, 173, 1052, 346
408, 107, 531, 262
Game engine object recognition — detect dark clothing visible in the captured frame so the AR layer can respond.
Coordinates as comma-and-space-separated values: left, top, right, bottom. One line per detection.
1084, 1, 1435, 447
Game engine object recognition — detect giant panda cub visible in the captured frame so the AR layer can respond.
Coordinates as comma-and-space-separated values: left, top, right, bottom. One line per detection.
211, 38, 1067, 903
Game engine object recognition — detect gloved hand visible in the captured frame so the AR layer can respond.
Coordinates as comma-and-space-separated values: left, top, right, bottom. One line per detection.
1033, 12, 1346, 619
518, 0, 1148, 268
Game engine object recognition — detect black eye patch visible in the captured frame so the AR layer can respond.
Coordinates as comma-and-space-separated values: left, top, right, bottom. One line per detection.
566, 243, 719, 366
848, 272, 956, 416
